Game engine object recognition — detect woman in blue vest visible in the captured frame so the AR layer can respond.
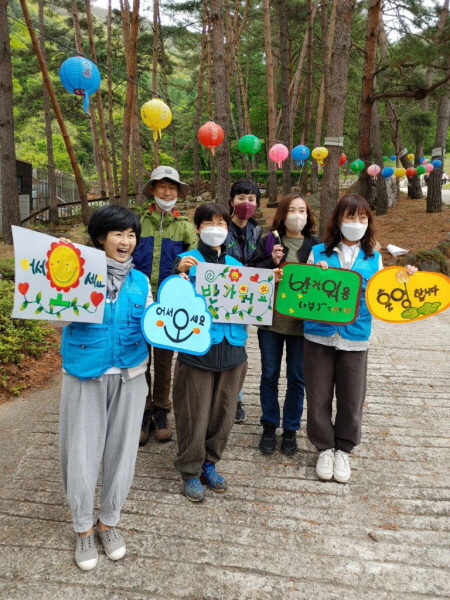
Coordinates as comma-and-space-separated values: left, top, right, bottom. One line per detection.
304, 194, 416, 484
171, 202, 248, 502
59, 205, 152, 570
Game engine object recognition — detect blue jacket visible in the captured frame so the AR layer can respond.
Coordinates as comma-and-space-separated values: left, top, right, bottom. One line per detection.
178, 248, 248, 346
61, 269, 149, 380
303, 243, 380, 341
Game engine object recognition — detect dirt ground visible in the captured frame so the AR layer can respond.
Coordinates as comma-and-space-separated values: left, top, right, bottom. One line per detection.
1, 192, 449, 404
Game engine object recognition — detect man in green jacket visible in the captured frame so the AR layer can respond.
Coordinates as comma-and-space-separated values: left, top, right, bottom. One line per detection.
133, 166, 197, 444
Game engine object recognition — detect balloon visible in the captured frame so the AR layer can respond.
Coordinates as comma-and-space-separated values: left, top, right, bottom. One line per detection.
141, 98, 173, 141
382, 156, 388, 162
416, 165, 426, 175
311, 146, 329, 161
59, 57, 101, 113
381, 167, 394, 178
394, 168, 406, 177
422, 158, 429, 165
367, 164, 381, 179
339, 153, 347, 166
425, 163, 434, 173
407, 153, 414, 161
431, 159, 443, 168
291, 145, 310, 166
237, 134, 261, 158
196, 121, 224, 155
405, 167, 417, 177
350, 159, 365, 173
268, 143, 289, 168
390, 155, 396, 161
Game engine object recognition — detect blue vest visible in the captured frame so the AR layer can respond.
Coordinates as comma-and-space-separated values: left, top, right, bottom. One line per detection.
303, 243, 380, 341
60, 269, 149, 380
178, 249, 248, 346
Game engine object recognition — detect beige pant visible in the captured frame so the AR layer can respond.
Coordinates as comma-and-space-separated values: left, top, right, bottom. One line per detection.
144, 345, 174, 413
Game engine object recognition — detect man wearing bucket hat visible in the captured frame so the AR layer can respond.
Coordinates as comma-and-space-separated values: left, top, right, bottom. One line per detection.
133, 166, 197, 445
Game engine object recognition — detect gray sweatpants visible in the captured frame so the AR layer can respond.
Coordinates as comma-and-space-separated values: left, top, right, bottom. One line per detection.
59, 373, 147, 532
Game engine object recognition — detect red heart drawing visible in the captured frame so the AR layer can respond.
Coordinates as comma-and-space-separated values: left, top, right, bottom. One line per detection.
250, 274, 259, 282
90, 292, 104, 307
18, 283, 29, 296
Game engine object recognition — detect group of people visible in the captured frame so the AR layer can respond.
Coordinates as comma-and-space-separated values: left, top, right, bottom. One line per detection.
56, 166, 416, 571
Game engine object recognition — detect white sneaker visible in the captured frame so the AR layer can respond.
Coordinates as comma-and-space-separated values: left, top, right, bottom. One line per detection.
334, 449, 351, 483
316, 449, 335, 480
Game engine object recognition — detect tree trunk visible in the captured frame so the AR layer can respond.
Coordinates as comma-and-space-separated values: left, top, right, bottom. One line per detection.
38, 0, 58, 226
131, 82, 146, 204
0, 0, 21, 244
211, 0, 231, 206
20, 0, 89, 225
300, 0, 314, 195
152, 0, 159, 167
107, 0, 119, 196
427, 83, 450, 212
263, 0, 277, 204
319, 0, 355, 238
193, 0, 208, 196
278, 0, 291, 195
371, 103, 389, 215
159, 21, 180, 172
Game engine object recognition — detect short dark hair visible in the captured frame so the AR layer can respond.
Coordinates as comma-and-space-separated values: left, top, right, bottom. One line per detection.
193, 202, 231, 228
271, 193, 317, 237
87, 204, 141, 249
229, 180, 261, 213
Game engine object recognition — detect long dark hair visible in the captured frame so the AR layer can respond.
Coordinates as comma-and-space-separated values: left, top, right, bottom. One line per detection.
271, 193, 317, 237
323, 194, 376, 257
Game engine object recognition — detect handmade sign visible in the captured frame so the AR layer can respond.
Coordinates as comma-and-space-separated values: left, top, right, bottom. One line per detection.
366, 266, 450, 323
195, 264, 275, 325
141, 275, 212, 355
12, 226, 107, 323
275, 263, 362, 324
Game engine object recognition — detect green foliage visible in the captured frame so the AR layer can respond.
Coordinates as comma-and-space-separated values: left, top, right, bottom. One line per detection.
0, 258, 15, 281
0, 281, 58, 395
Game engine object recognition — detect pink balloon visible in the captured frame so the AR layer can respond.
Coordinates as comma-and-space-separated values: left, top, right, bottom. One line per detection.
425, 163, 434, 173
269, 143, 289, 168
422, 158, 429, 165
367, 164, 381, 178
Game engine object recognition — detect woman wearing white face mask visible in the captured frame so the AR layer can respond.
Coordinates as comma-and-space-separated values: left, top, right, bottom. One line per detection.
248, 193, 320, 456
304, 194, 416, 485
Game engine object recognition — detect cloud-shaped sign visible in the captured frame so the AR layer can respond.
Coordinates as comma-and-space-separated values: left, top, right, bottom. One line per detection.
141, 275, 212, 355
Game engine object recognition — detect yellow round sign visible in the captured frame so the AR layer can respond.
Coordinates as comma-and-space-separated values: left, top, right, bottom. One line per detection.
366, 266, 450, 323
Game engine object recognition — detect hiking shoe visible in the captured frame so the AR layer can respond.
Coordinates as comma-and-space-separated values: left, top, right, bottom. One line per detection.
200, 461, 228, 493
281, 430, 298, 455
97, 525, 126, 560
139, 409, 154, 446
334, 449, 351, 483
75, 533, 98, 571
259, 422, 276, 454
153, 409, 173, 442
316, 448, 335, 481
183, 478, 206, 502
235, 401, 246, 423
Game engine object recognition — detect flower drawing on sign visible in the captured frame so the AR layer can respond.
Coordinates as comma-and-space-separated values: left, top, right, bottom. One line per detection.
229, 269, 243, 282
45, 241, 85, 292
239, 284, 248, 294
259, 284, 270, 295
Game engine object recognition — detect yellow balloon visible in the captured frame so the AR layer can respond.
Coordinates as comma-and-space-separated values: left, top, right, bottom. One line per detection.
394, 167, 406, 177
311, 146, 328, 160
407, 153, 414, 161
141, 98, 172, 141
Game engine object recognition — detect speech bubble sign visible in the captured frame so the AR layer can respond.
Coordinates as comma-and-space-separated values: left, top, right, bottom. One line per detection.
275, 263, 362, 324
366, 266, 450, 323
195, 263, 275, 325
12, 226, 106, 323
141, 275, 212, 354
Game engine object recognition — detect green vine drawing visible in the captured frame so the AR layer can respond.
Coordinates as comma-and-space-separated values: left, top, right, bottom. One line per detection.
20, 292, 99, 318
401, 302, 441, 320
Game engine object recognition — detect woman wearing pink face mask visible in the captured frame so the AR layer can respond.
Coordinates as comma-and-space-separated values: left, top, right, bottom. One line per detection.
225, 180, 262, 423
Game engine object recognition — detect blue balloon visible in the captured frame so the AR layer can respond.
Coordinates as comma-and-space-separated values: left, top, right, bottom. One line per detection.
431, 159, 443, 168
291, 144, 310, 166
381, 167, 394, 179
390, 155, 396, 161
59, 57, 101, 113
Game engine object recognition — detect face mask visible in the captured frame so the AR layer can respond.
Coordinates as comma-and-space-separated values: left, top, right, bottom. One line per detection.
340, 222, 368, 242
154, 196, 177, 212
284, 213, 307, 233
234, 201, 256, 220
200, 226, 228, 247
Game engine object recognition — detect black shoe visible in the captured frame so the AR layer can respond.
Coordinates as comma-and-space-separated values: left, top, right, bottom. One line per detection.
139, 409, 154, 446
235, 401, 246, 423
281, 429, 298, 455
259, 423, 276, 454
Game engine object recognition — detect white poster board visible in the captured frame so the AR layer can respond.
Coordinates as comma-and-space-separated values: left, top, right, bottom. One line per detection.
12, 226, 107, 323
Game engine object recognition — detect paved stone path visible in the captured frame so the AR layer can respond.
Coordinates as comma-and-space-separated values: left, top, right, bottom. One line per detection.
1, 311, 449, 600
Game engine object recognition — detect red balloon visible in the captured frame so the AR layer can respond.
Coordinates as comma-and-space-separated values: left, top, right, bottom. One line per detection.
198, 121, 224, 155
405, 167, 417, 178
339, 153, 347, 166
